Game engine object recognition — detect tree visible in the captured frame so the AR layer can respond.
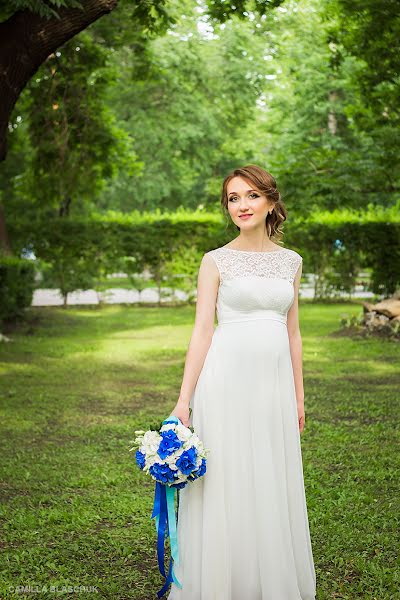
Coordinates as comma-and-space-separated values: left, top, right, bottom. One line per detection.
0, 0, 284, 164
98, 0, 279, 212
244, 0, 400, 214
0, 0, 173, 252
0, 1, 117, 164
0, 0, 284, 253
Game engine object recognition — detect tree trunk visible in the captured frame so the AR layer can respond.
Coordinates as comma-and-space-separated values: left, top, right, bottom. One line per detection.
59, 196, 72, 217
0, 0, 118, 164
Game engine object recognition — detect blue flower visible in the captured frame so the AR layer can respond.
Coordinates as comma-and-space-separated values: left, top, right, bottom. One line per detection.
176, 447, 198, 475
150, 462, 177, 484
198, 458, 207, 477
188, 458, 207, 480
136, 450, 146, 470
157, 430, 182, 460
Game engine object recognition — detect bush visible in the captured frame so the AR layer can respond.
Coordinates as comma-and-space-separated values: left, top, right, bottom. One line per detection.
0, 255, 35, 323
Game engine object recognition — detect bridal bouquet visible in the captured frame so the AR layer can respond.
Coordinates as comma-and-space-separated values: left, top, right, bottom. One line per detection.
129, 412, 209, 598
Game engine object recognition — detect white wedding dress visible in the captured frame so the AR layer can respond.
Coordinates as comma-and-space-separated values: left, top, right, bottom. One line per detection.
168, 246, 317, 600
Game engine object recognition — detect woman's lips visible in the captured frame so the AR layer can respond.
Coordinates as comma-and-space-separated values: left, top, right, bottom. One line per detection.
239, 214, 253, 220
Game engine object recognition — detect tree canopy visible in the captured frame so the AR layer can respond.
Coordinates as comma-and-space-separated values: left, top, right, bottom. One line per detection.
0, 0, 399, 252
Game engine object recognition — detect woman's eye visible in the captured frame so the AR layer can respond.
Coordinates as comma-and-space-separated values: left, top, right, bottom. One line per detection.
229, 193, 259, 202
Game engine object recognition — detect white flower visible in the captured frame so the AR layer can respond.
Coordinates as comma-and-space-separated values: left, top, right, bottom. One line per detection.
142, 430, 162, 457
174, 423, 192, 442
160, 419, 177, 430
164, 447, 184, 465
143, 430, 161, 444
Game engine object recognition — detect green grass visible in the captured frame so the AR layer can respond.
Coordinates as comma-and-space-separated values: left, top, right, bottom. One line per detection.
0, 303, 398, 599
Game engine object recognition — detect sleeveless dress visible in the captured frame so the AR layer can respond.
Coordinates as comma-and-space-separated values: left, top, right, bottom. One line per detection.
168, 246, 317, 600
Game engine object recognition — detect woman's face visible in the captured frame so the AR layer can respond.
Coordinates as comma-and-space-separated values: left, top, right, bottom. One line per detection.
226, 176, 272, 229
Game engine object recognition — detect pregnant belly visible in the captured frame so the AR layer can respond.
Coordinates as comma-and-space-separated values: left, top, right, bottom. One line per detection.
193, 317, 295, 427
209, 319, 290, 367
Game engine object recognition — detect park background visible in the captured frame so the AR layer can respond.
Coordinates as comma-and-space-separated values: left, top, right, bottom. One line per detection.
0, 0, 399, 598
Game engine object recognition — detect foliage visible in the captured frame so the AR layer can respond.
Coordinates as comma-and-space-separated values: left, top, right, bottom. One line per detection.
3, 0, 400, 221
7, 204, 400, 300
0, 0, 174, 33
97, 0, 277, 212
0, 255, 35, 323
1, 0, 400, 308
204, 0, 285, 22
162, 245, 204, 305
4, 31, 139, 221
0, 0, 84, 21
244, 0, 400, 215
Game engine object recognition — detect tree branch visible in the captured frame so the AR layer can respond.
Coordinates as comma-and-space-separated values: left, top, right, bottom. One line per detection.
0, 0, 118, 162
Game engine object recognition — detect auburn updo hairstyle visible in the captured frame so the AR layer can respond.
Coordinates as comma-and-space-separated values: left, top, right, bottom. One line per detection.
220, 164, 287, 241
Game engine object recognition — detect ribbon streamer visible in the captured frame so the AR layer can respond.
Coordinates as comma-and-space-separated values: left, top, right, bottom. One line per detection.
151, 416, 183, 598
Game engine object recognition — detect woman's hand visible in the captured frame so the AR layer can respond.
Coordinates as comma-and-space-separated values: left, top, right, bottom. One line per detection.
297, 402, 305, 434
170, 400, 190, 428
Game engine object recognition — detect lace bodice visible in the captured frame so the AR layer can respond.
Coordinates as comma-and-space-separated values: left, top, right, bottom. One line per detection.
206, 246, 302, 284
205, 246, 302, 325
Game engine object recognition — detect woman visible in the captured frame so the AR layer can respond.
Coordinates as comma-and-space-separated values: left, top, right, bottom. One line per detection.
168, 164, 317, 599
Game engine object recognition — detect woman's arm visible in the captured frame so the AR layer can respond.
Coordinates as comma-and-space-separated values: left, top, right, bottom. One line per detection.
171, 253, 219, 425
287, 261, 305, 432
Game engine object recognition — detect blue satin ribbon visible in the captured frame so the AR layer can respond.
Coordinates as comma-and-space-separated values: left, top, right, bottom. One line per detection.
151, 415, 183, 598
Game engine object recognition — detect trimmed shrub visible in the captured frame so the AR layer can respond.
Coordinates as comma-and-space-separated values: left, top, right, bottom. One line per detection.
0, 256, 35, 323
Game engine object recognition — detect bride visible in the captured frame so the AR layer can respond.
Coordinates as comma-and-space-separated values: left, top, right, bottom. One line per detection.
168, 164, 316, 600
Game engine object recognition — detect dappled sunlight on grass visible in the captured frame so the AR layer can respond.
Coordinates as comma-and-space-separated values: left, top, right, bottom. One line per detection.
0, 302, 398, 598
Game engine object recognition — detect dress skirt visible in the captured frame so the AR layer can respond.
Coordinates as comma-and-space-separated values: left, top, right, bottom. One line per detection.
168, 318, 317, 600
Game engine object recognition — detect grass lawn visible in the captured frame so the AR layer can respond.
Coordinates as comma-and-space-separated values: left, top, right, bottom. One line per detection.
0, 302, 398, 599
